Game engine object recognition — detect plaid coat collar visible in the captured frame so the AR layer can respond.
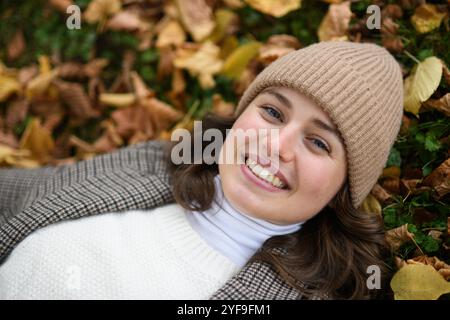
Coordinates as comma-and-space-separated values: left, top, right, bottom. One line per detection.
0, 140, 318, 300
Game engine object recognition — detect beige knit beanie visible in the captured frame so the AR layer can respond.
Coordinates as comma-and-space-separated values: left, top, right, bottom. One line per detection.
234, 41, 404, 210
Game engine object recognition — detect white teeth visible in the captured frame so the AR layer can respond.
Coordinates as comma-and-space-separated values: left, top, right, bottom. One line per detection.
245, 157, 286, 189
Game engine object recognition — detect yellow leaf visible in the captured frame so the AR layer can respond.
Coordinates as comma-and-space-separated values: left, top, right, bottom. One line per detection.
359, 193, 382, 216
174, 41, 223, 89
19, 118, 55, 164
38, 55, 52, 74
206, 9, 238, 44
318, 1, 352, 42
391, 264, 450, 300
244, 0, 302, 18
99, 93, 136, 108
0, 74, 20, 102
25, 69, 58, 99
221, 41, 261, 79
156, 19, 186, 48
404, 56, 443, 117
411, 4, 447, 34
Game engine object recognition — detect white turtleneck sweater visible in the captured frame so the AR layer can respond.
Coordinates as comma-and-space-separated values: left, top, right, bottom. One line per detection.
0, 174, 302, 300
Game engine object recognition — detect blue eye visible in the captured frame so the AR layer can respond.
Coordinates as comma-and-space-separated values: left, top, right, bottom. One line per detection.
311, 138, 330, 153
261, 105, 283, 121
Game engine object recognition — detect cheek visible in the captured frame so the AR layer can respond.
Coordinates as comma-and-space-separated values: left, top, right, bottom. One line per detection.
296, 158, 338, 195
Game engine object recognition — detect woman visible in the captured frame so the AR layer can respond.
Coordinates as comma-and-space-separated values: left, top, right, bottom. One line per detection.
0, 41, 404, 299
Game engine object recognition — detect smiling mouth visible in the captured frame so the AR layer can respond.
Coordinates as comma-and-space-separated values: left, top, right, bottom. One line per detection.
243, 155, 290, 190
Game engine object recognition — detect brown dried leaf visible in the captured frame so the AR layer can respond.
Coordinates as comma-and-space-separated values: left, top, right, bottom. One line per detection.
212, 93, 235, 117
423, 93, 450, 117
175, 0, 215, 42
404, 255, 450, 280
49, 0, 74, 14
7, 30, 26, 61
386, 224, 415, 251
421, 157, 450, 198
371, 183, 392, 203
443, 61, 450, 86
84, 0, 121, 24
5, 99, 29, 130
318, 1, 352, 42
0, 131, 19, 149
156, 19, 186, 48
53, 80, 101, 121
111, 105, 154, 142
106, 10, 148, 33
245, 0, 302, 18
130, 71, 154, 101
143, 97, 184, 134
259, 34, 301, 64
17, 65, 39, 86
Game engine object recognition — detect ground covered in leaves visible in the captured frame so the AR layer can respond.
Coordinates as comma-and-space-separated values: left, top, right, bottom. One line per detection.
0, 0, 449, 299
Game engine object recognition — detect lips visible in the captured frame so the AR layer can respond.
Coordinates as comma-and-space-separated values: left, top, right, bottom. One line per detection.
244, 153, 290, 190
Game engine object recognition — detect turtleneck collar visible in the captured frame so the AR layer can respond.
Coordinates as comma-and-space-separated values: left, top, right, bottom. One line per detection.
184, 174, 303, 268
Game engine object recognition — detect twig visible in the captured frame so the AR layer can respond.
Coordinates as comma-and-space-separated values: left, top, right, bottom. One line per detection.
404, 50, 421, 64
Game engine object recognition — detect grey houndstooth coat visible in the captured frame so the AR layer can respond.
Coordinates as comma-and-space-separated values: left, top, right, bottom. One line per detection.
0, 139, 321, 299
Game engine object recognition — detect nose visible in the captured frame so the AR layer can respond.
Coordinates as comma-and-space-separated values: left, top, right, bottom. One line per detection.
268, 127, 295, 163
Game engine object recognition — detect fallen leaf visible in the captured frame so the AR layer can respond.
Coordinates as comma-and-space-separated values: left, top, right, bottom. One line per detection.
421, 157, 450, 198
84, 0, 121, 24
318, 1, 352, 42
222, 0, 245, 9
5, 98, 29, 130
143, 97, 184, 134
411, 4, 447, 34
175, 0, 215, 42
0, 74, 20, 102
401, 255, 450, 281
106, 10, 148, 33
48, 0, 74, 14
244, 0, 302, 18
53, 80, 101, 121
423, 93, 450, 117
370, 183, 392, 203
391, 264, 450, 300
99, 93, 136, 108
156, 19, 186, 48
206, 9, 239, 44
19, 118, 55, 164
212, 93, 235, 117
0, 144, 40, 168
221, 41, 261, 79
259, 34, 301, 64
111, 105, 155, 141
174, 41, 223, 89
385, 224, 415, 251
130, 71, 154, 101
359, 193, 382, 216
404, 56, 443, 117
7, 30, 26, 61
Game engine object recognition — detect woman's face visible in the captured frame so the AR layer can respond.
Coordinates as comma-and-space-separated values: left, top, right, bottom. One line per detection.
218, 86, 347, 225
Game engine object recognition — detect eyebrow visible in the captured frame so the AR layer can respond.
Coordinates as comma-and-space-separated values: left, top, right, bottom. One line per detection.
260, 88, 343, 142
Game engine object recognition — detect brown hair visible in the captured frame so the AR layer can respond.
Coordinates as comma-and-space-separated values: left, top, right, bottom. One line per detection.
163, 111, 391, 300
